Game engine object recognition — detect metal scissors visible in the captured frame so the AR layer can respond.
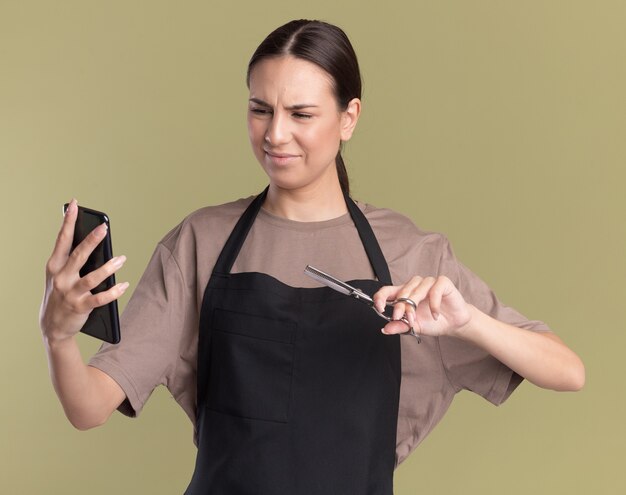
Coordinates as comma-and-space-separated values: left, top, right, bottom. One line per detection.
304, 265, 421, 342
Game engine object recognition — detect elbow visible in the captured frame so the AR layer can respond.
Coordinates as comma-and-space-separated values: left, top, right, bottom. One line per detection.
66, 411, 109, 431
557, 357, 586, 392
69, 418, 106, 431
569, 361, 586, 391
537, 355, 586, 392
543, 334, 586, 392
70, 420, 103, 431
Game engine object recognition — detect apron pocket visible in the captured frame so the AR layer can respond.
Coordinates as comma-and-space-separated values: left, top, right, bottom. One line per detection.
207, 308, 296, 423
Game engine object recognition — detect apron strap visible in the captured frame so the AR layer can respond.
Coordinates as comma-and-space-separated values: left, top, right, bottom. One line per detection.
213, 186, 392, 286
212, 186, 269, 274
344, 191, 393, 286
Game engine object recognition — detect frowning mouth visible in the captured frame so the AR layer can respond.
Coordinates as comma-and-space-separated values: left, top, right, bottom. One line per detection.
264, 149, 298, 158
264, 149, 300, 165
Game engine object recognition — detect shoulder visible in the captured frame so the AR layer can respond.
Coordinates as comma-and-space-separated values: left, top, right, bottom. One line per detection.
145, 194, 256, 282
356, 199, 450, 264
353, 199, 452, 282
158, 195, 255, 253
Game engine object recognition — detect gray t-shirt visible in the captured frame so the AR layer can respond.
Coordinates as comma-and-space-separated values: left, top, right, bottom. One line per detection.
88, 194, 550, 466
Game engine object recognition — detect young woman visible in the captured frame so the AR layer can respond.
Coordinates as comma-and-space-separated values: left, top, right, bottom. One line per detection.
40, 19, 584, 494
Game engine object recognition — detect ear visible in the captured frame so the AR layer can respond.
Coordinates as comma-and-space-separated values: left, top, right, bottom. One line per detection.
340, 98, 361, 141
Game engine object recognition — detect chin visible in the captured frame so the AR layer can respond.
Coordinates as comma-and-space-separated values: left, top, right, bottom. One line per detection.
258, 166, 300, 190
258, 158, 337, 193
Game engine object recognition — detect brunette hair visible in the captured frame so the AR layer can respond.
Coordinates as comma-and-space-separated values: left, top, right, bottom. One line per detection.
246, 19, 362, 196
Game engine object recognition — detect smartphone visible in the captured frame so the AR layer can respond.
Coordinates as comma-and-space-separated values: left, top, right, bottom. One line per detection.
63, 204, 121, 344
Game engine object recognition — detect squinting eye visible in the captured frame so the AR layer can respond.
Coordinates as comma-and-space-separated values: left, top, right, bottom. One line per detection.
293, 113, 312, 119
250, 108, 271, 115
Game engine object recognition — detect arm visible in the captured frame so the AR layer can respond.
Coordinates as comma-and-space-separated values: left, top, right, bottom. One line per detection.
373, 276, 585, 392
40, 199, 129, 429
44, 338, 126, 430
447, 305, 584, 391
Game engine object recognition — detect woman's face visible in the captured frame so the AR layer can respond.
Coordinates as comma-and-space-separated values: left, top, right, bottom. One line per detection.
247, 56, 360, 192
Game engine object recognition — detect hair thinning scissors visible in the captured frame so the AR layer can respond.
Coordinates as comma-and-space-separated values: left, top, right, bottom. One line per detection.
304, 265, 421, 342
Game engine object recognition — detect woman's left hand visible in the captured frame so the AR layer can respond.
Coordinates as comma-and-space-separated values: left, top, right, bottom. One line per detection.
373, 276, 472, 338
374, 277, 586, 391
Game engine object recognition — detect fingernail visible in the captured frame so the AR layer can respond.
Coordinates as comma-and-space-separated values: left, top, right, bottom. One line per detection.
112, 255, 126, 267
98, 222, 108, 234
381, 328, 387, 335
433, 312, 440, 320
64, 199, 77, 216
120, 282, 130, 292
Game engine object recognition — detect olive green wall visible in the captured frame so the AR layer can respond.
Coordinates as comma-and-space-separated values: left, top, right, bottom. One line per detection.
1, 1, 623, 493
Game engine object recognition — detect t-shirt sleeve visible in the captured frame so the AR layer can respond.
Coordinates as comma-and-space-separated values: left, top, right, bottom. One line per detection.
88, 240, 188, 417
435, 235, 552, 406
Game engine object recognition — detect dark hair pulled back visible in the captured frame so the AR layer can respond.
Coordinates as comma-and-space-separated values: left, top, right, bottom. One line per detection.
246, 19, 362, 196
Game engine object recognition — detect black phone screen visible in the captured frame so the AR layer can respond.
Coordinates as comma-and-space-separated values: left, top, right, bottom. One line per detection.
63, 204, 121, 344
73, 208, 111, 292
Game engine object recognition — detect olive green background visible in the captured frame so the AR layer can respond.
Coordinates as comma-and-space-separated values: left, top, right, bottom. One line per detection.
1, 1, 624, 493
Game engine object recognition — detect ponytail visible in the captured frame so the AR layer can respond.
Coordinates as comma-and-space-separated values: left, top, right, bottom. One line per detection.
336, 150, 350, 197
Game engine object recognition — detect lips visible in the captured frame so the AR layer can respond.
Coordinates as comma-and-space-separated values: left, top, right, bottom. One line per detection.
264, 149, 298, 158
264, 149, 299, 166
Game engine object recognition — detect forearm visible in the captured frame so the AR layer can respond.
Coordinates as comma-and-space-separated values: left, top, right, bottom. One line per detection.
44, 335, 124, 430
453, 305, 585, 391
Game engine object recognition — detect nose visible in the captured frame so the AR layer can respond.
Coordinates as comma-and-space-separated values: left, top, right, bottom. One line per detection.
264, 111, 291, 146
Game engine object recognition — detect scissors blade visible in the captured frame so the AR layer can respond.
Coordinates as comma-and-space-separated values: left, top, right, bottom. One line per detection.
304, 265, 373, 304
304, 265, 419, 341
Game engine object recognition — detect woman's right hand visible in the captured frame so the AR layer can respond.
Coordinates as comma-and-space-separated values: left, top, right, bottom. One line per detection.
39, 199, 129, 344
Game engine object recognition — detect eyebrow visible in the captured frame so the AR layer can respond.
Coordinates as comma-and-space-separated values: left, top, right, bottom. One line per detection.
249, 97, 318, 110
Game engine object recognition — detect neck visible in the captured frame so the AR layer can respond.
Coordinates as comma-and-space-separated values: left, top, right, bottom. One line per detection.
263, 180, 348, 222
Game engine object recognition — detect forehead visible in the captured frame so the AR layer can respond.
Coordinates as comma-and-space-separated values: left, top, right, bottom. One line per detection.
248, 56, 336, 105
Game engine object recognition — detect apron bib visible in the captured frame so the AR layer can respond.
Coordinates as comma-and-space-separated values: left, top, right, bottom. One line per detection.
185, 188, 402, 495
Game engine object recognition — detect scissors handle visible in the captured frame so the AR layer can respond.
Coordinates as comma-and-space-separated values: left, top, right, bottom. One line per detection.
373, 297, 421, 343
